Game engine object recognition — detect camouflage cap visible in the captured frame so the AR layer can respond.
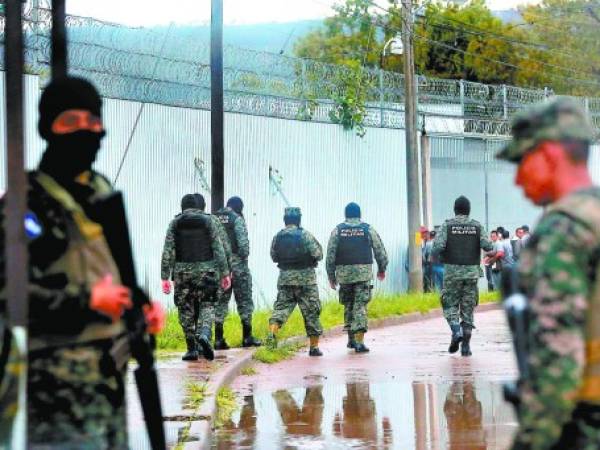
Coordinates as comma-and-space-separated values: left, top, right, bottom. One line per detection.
497, 97, 596, 163
284, 207, 301, 216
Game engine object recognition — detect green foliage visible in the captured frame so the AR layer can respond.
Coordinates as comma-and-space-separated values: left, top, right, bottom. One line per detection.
253, 342, 305, 364
215, 387, 239, 429
328, 64, 373, 137
157, 291, 500, 352
240, 366, 257, 376
184, 381, 208, 409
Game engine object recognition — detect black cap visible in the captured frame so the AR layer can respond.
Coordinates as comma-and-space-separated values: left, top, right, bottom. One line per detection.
226, 196, 244, 215
345, 202, 361, 219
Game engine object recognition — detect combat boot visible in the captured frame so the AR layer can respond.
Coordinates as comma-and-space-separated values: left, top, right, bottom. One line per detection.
354, 332, 370, 353
309, 336, 323, 357
182, 337, 199, 361
461, 325, 473, 357
242, 320, 262, 347
214, 322, 230, 350
266, 323, 279, 350
196, 328, 215, 361
448, 324, 463, 354
347, 331, 357, 349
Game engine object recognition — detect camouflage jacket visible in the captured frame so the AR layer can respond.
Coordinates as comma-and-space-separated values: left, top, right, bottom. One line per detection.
212, 215, 232, 272
513, 188, 600, 450
271, 225, 323, 287
0, 170, 126, 337
160, 208, 228, 280
432, 215, 492, 281
222, 207, 250, 269
325, 218, 388, 285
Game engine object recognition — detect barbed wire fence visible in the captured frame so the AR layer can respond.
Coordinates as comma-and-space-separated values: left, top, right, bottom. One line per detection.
4, 2, 600, 137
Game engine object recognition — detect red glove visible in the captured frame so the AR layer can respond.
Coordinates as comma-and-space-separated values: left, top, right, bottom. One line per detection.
143, 301, 166, 335
90, 275, 132, 321
161, 279, 171, 294
377, 272, 386, 281
221, 274, 232, 291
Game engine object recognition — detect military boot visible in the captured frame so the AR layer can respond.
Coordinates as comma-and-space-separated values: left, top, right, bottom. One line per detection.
309, 336, 323, 357
461, 325, 473, 357
354, 332, 370, 353
182, 337, 199, 361
448, 324, 463, 354
242, 320, 262, 347
266, 323, 279, 350
196, 328, 215, 361
347, 331, 357, 349
214, 322, 230, 351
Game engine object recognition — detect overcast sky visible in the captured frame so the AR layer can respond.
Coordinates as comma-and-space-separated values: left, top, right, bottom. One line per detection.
67, 0, 543, 27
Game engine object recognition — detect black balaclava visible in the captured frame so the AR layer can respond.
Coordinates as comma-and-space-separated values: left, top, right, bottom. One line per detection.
284, 213, 301, 227
193, 193, 206, 211
181, 194, 197, 211
38, 77, 105, 185
453, 196, 471, 216
227, 196, 244, 216
345, 202, 361, 219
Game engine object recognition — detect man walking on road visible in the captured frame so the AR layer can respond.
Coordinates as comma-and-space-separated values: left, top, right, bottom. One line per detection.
268, 207, 324, 356
326, 202, 388, 353
498, 98, 600, 449
214, 196, 261, 348
433, 196, 493, 357
161, 194, 231, 361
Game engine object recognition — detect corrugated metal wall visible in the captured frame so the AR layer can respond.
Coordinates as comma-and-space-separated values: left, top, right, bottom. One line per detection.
1, 76, 408, 308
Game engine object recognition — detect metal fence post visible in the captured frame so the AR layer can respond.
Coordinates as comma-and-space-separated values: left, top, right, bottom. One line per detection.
379, 68, 384, 128
502, 84, 508, 120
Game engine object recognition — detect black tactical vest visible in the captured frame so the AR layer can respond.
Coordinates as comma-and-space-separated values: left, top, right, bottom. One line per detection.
215, 208, 239, 254
443, 221, 481, 265
175, 212, 213, 263
274, 228, 315, 270
335, 223, 373, 265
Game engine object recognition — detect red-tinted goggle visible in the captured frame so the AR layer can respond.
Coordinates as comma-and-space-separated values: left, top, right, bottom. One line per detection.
51, 109, 104, 135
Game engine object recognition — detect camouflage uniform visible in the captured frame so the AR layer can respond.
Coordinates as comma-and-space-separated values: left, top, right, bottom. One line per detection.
269, 224, 323, 337
160, 208, 228, 342
432, 217, 492, 328
0, 171, 129, 448
497, 98, 600, 450
214, 208, 253, 324
326, 218, 388, 334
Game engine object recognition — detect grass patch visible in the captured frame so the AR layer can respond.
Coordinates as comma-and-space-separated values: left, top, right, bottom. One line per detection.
215, 387, 239, 429
240, 366, 257, 376
184, 381, 207, 409
253, 342, 305, 364
158, 291, 500, 352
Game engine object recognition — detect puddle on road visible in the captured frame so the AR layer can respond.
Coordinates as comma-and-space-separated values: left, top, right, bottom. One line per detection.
212, 380, 517, 450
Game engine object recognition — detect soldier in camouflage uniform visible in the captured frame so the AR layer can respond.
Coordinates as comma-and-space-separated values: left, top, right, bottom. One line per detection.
326, 202, 388, 353
267, 207, 324, 356
498, 98, 600, 450
161, 193, 230, 361
432, 196, 493, 356
214, 197, 261, 348
0, 77, 164, 448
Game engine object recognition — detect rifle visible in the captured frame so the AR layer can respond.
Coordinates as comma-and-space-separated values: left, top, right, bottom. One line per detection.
500, 267, 530, 409
93, 191, 166, 450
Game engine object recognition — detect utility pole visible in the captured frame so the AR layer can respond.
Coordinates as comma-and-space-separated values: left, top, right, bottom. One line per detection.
402, 0, 423, 292
211, 0, 224, 212
51, 0, 67, 79
5, 1, 28, 447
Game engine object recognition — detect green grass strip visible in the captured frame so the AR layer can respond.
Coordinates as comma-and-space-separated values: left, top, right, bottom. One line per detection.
215, 387, 239, 429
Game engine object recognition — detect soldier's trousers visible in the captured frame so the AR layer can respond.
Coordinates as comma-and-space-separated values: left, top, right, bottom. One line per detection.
174, 271, 217, 339
269, 285, 323, 337
339, 282, 372, 334
28, 342, 127, 449
214, 261, 254, 324
441, 278, 479, 327
547, 403, 600, 450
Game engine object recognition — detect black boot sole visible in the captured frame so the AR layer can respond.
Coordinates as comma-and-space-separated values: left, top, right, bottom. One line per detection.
242, 339, 262, 347
197, 337, 215, 361
214, 340, 230, 351
182, 352, 199, 361
448, 336, 463, 354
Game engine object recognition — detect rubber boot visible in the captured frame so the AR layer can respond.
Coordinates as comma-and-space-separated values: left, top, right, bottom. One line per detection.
182, 337, 199, 361
347, 331, 357, 349
461, 325, 473, 357
242, 320, 262, 347
266, 323, 279, 350
309, 336, 323, 357
214, 322, 230, 350
196, 327, 215, 361
354, 332, 370, 353
448, 324, 463, 354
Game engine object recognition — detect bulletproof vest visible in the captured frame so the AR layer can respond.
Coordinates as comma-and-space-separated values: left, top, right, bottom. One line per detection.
215, 208, 239, 254
175, 211, 213, 262
442, 220, 481, 266
547, 189, 600, 404
30, 172, 125, 350
335, 222, 373, 265
274, 228, 315, 270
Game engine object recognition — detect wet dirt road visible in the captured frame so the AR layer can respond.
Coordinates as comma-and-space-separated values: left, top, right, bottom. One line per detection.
213, 308, 518, 450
